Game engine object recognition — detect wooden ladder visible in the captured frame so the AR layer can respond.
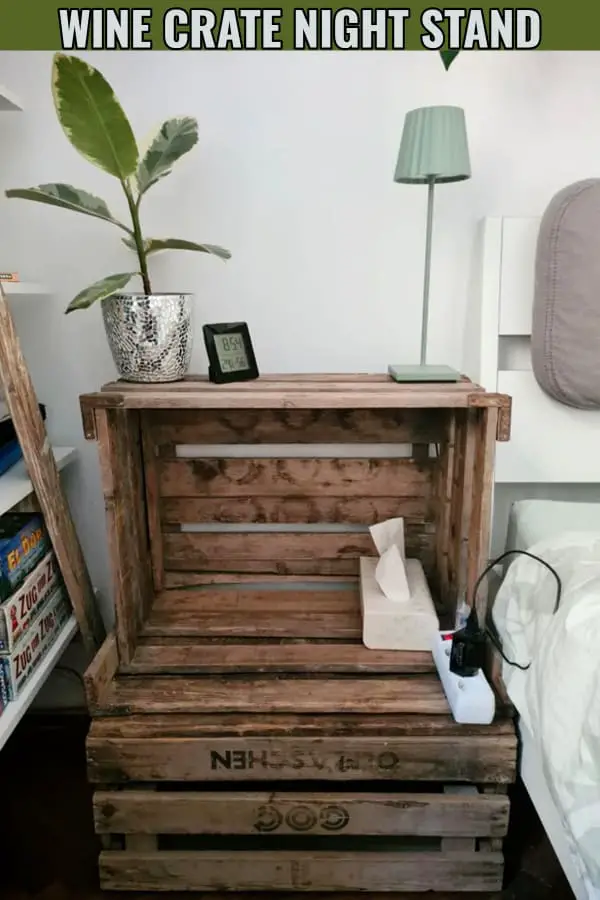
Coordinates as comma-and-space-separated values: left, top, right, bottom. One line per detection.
0, 283, 105, 653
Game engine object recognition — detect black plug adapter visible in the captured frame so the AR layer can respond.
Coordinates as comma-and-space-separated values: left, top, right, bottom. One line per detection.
449, 606, 487, 677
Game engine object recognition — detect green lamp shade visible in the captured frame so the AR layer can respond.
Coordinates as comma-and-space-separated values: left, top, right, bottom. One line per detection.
394, 105, 471, 184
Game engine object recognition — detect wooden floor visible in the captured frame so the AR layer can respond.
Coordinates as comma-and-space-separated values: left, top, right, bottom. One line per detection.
0, 715, 575, 900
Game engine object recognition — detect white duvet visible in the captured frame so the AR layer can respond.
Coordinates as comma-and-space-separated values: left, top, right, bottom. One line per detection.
492, 532, 600, 893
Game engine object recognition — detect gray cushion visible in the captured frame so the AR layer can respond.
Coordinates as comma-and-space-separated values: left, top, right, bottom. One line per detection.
532, 179, 600, 409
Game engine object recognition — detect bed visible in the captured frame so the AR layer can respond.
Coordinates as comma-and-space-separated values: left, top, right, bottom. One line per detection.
466, 217, 600, 900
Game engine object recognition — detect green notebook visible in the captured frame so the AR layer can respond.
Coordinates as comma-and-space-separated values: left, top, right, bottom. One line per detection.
387, 364, 462, 383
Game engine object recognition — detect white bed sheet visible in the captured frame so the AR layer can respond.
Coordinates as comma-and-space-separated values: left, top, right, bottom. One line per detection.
499, 499, 600, 900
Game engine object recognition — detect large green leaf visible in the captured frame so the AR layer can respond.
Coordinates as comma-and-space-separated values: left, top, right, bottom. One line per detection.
5, 183, 131, 232
136, 117, 198, 196
440, 50, 460, 70
52, 53, 138, 181
65, 272, 137, 313
123, 236, 231, 260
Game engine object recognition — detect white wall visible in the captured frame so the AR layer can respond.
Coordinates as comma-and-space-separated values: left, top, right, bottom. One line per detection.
0, 50, 599, 697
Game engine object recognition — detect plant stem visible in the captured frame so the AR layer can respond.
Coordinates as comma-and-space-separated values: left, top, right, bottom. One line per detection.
124, 185, 152, 294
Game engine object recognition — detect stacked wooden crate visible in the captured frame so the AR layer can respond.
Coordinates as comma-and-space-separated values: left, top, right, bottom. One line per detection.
81, 374, 516, 893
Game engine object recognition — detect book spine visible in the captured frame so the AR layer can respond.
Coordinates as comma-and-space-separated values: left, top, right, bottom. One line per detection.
2, 587, 71, 700
0, 550, 61, 651
0, 657, 9, 713
0, 660, 8, 715
0, 516, 50, 602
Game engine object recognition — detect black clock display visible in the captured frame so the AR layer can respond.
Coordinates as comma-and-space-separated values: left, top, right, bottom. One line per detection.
202, 322, 259, 384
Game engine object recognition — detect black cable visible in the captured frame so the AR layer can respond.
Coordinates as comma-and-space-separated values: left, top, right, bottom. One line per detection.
54, 665, 85, 687
469, 548, 562, 672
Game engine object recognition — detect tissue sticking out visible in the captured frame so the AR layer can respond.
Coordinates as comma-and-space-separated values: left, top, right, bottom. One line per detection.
359, 516, 439, 651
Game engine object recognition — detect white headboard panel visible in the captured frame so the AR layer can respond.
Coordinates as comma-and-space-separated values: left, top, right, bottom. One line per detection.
466, 216, 600, 484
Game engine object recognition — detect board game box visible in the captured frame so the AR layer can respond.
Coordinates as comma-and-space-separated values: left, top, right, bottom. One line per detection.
0, 586, 71, 701
0, 666, 7, 716
0, 549, 61, 652
0, 513, 50, 603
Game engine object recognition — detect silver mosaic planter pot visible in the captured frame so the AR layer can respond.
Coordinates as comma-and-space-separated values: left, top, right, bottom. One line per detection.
101, 293, 193, 383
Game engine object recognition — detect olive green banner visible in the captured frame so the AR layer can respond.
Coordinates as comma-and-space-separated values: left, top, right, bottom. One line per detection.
1, 2, 599, 51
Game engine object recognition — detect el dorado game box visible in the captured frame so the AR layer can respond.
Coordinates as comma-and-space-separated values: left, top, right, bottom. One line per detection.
0, 513, 50, 603
0, 655, 7, 714
0, 549, 62, 651
0, 585, 71, 701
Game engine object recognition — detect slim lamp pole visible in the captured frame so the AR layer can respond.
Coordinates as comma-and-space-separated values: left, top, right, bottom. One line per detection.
420, 175, 436, 366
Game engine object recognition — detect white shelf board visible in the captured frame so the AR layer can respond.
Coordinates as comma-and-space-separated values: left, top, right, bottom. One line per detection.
2, 282, 49, 297
0, 446, 76, 517
0, 86, 23, 112
0, 615, 78, 751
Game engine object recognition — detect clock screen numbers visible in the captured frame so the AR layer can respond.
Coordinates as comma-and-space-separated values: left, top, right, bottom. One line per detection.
214, 333, 249, 373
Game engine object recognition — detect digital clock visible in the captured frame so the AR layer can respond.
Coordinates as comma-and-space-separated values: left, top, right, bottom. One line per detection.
202, 321, 259, 384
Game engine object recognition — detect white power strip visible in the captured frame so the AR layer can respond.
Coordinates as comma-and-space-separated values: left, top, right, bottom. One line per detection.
432, 631, 496, 725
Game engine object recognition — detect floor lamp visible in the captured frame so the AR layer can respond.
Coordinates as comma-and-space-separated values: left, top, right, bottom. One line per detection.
388, 105, 471, 383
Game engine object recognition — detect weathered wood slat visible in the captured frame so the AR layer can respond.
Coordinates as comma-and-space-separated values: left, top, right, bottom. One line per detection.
433, 412, 455, 606
162, 531, 434, 560
468, 406, 499, 623
151, 587, 359, 612
162, 531, 435, 576
90, 389, 492, 411
90, 890, 497, 900
102, 374, 476, 390
84, 633, 119, 713
161, 496, 430, 525
147, 408, 448, 446
144, 607, 361, 638
158, 458, 433, 498
140, 412, 165, 591
447, 410, 477, 611
126, 641, 435, 675
94, 789, 509, 837
101, 674, 449, 716
163, 558, 362, 577
88, 732, 515, 784
99, 849, 504, 892
162, 572, 359, 587
89, 712, 517, 739
95, 408, 152, 664
441, 786, 478, 853
164, 531, 376, 562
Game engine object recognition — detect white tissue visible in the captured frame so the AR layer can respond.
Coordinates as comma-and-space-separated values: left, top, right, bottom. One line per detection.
374, 544, 411, 604
369, 517, 409, 603
369, 517, 405, 558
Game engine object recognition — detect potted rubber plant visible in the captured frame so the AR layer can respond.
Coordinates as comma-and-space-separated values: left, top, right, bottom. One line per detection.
5, 53, 231, 383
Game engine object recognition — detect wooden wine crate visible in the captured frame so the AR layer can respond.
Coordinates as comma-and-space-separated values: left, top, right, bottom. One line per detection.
81, 374, 515, 893
91, 784, 510, 892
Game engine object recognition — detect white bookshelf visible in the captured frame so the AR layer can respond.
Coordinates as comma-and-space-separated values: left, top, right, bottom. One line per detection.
0, 86, 23, 112
0, 447, 79, 748
0, 87, 46, 299
0, 615, 78, 750
0, 446, 76, 517
2, 283, 49, 297
0, 85, 83, 747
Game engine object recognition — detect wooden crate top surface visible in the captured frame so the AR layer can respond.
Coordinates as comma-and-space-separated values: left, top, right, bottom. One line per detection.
80, 373, 511, 413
